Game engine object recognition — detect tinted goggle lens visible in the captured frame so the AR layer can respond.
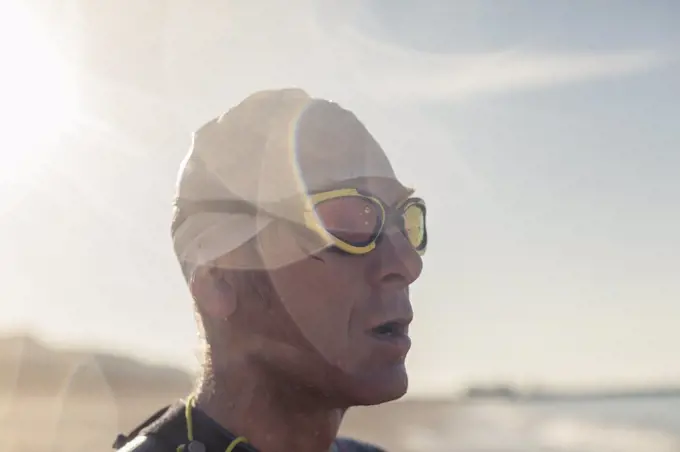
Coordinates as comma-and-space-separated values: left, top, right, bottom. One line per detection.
402, 201, 427, 253
314, 196, 383, 246
313, 195, 426, 254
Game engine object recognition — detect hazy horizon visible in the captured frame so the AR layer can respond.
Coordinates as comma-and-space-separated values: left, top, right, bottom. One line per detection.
4, 331, 680, 394
1, 0, 678, 396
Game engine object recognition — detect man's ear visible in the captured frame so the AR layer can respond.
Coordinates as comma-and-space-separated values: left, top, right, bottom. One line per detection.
190, 265, 238, 320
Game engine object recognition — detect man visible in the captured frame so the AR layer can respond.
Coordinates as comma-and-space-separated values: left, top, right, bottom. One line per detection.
114, 89, 427, 452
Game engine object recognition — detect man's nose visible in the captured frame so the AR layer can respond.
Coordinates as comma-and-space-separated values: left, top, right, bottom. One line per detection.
369, 227, 423, 289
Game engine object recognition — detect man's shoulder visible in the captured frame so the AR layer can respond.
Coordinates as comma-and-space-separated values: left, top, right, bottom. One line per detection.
335, 437, 386, 452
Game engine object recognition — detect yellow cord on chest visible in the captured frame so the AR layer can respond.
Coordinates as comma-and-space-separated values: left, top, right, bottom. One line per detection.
177, 394, 249, 452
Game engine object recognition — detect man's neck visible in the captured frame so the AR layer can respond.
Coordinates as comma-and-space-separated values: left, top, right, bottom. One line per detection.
193, 364, 345, 452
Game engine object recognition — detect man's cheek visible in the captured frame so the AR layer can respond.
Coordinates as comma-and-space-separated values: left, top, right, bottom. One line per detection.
277, 289, 347, 360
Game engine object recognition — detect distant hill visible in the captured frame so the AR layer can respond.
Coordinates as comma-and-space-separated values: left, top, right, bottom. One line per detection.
0, 335, 193, 398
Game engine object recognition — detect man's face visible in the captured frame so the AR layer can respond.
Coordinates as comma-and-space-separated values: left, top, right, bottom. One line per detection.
248, 176, 424, 406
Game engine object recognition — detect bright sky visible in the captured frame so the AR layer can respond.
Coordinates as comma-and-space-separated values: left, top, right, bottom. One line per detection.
0, 0, 679, 396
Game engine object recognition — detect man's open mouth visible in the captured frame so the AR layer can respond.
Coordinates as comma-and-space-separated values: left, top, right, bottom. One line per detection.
371, 320, 408, 338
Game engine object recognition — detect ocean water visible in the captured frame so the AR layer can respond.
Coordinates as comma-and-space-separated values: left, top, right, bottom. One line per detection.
402, 396, 680, 452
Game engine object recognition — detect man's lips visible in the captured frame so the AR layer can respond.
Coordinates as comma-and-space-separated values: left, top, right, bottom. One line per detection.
370, 318, 410, 337
367, 316, 413, 357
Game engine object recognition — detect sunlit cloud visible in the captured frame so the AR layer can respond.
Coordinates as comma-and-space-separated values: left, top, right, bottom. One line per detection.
311, 8, 669, 103
198, 1, 669, 104
139, 0, 672, 118
336, 39, 666, 102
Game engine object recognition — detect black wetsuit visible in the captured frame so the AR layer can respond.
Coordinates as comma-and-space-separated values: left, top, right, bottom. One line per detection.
113, 401, 385, 452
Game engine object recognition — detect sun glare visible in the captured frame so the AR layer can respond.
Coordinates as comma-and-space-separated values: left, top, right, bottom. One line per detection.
0, 2, 80, 185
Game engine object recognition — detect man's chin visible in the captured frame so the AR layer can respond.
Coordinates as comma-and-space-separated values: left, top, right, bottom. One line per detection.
347, 364, 409, 406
